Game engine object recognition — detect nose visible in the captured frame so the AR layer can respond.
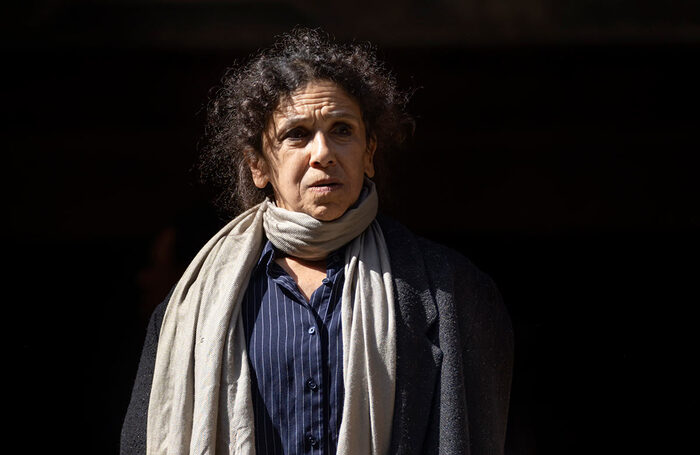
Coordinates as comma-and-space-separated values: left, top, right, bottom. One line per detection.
309, 131, 335, 168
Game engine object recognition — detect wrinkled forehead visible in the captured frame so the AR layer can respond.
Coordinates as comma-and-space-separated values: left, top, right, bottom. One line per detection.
271, 80, 363, 125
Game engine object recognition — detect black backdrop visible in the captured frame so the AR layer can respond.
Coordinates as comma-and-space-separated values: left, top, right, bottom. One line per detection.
7, 2, 699, 454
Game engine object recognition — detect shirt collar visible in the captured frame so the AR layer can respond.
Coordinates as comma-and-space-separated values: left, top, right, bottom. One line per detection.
254, 238, 346, 276
254, 239, 277, 274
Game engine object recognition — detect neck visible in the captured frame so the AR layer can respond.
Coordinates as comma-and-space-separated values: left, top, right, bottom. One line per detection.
275, 256, 328, 302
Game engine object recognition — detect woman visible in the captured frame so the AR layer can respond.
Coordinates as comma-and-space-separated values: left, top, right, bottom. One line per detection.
121, 28, 513, 455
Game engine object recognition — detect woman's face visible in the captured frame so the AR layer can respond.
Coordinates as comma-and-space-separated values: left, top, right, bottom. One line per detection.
249, 80, 376, 221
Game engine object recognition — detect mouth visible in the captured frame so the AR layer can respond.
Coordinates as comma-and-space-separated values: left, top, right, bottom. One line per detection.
309, 179, 342, 193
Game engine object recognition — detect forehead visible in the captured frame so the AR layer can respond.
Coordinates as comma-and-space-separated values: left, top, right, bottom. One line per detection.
272, 80, 362, 123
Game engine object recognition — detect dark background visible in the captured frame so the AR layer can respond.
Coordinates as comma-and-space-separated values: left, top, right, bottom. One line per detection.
6, 1, 699, 453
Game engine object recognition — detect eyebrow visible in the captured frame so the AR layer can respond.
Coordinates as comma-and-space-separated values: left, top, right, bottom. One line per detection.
276, 110, 361, 132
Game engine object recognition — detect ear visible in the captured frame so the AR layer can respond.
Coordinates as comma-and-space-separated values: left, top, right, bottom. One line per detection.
364, 135, 377, 178
246, 150, 270, 189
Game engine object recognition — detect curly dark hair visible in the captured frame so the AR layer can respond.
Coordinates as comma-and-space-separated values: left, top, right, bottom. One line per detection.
197, 28, 413, 216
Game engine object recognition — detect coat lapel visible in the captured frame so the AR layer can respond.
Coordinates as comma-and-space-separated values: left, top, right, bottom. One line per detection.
379, 216, 443, 454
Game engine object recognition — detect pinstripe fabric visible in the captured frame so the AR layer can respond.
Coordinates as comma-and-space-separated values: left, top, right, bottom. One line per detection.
242, 240, 345, 455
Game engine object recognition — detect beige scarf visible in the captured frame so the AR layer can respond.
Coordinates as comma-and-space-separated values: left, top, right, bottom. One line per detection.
147, 181, 396, 454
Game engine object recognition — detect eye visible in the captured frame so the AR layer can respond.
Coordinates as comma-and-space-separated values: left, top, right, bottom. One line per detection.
283, 127, 309, 141
332, 122, 353, 136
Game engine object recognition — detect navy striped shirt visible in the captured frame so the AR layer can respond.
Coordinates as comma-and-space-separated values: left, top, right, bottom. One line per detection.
241, 240, 345, 454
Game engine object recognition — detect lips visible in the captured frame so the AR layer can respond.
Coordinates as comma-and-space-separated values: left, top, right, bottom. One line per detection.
308, 178, 342, 193
309, 178, 341, 188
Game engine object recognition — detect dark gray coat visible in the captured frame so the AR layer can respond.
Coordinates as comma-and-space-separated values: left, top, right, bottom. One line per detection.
121, 215, 513, 454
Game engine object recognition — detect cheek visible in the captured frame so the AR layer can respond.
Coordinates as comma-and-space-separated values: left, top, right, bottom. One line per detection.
277, 154, 308, 186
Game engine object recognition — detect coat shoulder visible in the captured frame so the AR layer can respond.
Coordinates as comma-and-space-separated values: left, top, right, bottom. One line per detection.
377, 213, 496, 296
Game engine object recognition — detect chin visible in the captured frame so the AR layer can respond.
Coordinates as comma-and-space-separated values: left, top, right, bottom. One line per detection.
307, 204, 347, 222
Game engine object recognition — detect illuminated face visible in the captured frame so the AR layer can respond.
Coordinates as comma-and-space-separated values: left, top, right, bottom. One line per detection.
249, 80, 376, 221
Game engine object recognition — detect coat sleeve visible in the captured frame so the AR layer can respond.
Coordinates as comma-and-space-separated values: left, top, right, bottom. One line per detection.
120, 298, 168, 455
420, 237, 514, 455
457, 270, 514, 454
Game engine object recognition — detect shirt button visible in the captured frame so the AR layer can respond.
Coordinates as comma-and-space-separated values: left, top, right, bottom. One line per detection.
306, 378, 318, 390
322, 277, 331, 287
308, 327, 316, 335
307, 434, 318, 447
